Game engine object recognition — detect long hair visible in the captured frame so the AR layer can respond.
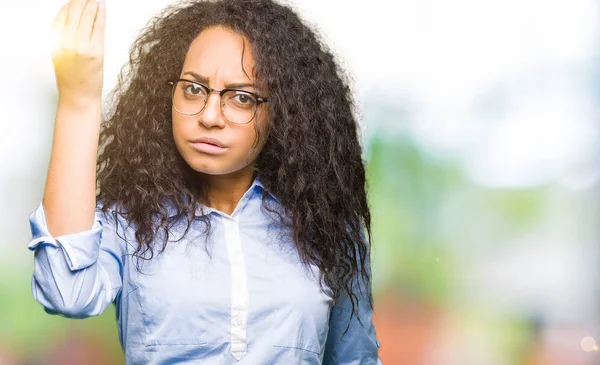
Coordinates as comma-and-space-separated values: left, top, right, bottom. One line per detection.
97, 0, 374, 331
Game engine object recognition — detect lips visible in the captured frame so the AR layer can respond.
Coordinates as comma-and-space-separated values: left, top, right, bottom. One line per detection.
191, 136, 225, 148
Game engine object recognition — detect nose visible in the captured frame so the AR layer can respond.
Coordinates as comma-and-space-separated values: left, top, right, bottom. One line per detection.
198, 92, 226, 129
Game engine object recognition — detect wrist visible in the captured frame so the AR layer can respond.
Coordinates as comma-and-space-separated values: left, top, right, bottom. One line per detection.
57, 94, 102, 112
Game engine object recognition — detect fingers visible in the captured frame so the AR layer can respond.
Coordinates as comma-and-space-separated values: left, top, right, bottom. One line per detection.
50, 3, 70, 53
54, 0, 104, 53
91, 0, 106, 46
63, 0, 88, 49
77, 0, 98, 47
51, 2, 69, 34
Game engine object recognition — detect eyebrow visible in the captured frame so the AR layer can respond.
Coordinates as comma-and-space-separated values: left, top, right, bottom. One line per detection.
182, 71, 256, 89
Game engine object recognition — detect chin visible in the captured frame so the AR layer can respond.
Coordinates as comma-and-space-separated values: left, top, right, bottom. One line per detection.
186, 158, 244, 176
188, 162, 226, 175
194, 168, 228, 176
177, 147, 254, 177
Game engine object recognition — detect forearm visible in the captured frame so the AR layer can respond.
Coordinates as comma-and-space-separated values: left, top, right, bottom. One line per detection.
42, 97, 102, 237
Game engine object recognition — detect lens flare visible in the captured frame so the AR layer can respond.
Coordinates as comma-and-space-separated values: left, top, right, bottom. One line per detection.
47, 28, 62, 55
581, 336, 598, 352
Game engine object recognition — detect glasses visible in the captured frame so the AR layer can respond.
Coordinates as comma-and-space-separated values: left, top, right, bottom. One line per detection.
167, 78, 268, 125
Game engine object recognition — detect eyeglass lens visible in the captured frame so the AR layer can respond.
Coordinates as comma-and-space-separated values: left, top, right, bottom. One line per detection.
172, 80, 259, 124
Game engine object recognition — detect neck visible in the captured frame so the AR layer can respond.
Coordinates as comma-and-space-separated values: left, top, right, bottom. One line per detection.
200, 166, 256, 216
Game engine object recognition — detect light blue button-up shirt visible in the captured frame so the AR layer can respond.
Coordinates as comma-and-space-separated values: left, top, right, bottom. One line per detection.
28, 177, 382, 364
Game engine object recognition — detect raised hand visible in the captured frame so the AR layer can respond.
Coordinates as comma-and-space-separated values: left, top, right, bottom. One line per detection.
51, 0, 106, 104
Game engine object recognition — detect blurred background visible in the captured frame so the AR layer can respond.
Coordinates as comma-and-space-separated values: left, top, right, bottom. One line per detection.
1, 0, 599, 364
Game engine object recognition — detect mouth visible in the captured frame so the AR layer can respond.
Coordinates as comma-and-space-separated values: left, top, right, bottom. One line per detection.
190, 137, 227, 155
191, 137, 226, 148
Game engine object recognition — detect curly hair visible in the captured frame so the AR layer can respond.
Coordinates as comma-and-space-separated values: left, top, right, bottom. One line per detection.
97, 0, 374, 333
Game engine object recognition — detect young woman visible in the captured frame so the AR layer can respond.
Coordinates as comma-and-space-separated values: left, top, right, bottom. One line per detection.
28, 0, 382, 363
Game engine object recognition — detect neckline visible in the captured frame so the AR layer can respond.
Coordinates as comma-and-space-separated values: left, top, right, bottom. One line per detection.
166, 175, 275, 218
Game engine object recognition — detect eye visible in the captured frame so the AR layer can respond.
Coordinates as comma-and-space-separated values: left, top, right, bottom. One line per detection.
181, 82, 206, 97
229, 92, 257, 107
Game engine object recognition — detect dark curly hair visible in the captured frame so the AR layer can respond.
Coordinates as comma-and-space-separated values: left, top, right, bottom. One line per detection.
97, 0, 374, 333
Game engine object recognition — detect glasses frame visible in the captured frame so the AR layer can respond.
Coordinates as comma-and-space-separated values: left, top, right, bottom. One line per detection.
167, 78, 269, 125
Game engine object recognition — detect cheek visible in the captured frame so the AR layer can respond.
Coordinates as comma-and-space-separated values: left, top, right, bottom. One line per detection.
171, 116, 188, 142
249, 110, 269, 148
243, 118, 269, 155
232, 126, 259, 154
227, 127, 264, 166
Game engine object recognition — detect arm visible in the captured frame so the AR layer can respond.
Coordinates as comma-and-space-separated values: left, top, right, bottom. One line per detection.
44, 0, 106, 237
28, 201, 124, 318
28, 0, 117, 319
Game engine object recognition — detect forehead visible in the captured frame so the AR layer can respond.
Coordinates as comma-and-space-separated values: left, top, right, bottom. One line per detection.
182, 26, 256, 82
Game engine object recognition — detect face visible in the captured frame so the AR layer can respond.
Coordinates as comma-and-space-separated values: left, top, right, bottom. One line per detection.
172, 26, 269, 177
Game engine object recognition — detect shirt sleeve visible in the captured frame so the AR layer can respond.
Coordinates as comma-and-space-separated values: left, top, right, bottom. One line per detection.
27, 201, 125, 319
323, 251, 383, 364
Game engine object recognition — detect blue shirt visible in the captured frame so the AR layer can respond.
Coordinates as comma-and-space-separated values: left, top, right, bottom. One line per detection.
27, 177, 382, 364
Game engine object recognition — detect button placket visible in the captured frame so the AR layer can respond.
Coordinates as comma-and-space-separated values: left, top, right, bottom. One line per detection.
223, 217, 248, 360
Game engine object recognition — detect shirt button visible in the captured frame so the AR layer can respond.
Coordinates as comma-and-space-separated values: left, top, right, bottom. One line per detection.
233, 318, 242, 326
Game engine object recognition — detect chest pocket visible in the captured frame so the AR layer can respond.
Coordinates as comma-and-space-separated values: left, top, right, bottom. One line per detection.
131, 240, 222, 347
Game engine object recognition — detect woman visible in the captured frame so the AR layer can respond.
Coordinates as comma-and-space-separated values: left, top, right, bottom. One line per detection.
28, 0, 382, 363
